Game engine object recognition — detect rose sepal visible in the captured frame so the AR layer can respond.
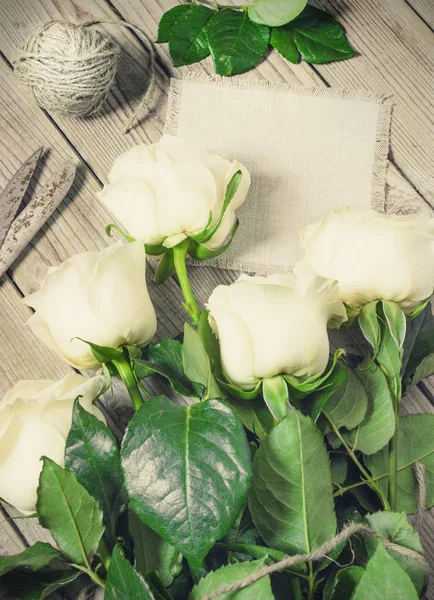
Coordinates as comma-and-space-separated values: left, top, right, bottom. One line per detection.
188, 220, 239, 261
188, 170, 242, 244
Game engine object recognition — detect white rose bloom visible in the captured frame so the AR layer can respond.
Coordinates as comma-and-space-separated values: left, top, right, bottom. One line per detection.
296, 208, 434, 313
0, 373, 104, 514
207, 272, 347, 391
24, 242, 157, 370
98, 135, 251, 249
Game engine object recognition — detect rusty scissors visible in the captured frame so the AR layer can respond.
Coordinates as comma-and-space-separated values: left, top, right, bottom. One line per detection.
0, 149, 76, 277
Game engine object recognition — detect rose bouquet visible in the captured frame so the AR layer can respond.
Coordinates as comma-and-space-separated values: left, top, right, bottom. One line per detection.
1, 136, 434, 600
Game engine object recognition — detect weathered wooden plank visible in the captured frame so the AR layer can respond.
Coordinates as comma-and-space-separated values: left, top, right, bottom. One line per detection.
406, 0, 434, 29
310, 0, 434, 205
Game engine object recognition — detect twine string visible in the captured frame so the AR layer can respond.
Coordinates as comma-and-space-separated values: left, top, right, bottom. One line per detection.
202, 522, 427, 600
12, 19, 156, 133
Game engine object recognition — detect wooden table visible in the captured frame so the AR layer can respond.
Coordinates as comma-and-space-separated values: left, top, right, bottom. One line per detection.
0, 0, 433, 598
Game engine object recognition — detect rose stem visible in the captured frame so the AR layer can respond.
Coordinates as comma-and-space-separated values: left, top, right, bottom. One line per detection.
112, 354, 144, 411
173, 238, 201, 326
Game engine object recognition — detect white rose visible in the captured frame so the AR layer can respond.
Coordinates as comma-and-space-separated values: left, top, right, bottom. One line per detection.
296, 208, 434, 313
98, 135, 250, 249
207, 272, 347, 391
0, 373, 104, 513
24, 242, 157, 369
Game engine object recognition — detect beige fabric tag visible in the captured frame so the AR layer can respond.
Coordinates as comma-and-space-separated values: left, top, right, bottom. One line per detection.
165, 73, 392, 274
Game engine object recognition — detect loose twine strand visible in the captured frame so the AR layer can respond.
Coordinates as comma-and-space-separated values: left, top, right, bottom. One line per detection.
12, 19, 155, 134
203, 463, 428, 600
82, 19, 156, 133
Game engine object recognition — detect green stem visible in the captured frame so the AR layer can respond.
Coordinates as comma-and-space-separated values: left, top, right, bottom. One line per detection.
326, 414, 391, 510
290, 577, 303, 600
173, 239, 201, 326
112, 354, 144, 411
388, 397, 400, 511
98, 538, 111, 571
307, 562, 315, 600
72, 564, 106, 589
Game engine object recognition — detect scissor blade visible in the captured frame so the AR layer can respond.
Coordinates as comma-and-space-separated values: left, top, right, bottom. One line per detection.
0, 159, 76, 277
0, 147, 43, 248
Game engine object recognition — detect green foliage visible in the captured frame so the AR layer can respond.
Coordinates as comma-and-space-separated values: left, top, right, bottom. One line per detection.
190, 558, 274, 599
248, 0, 307, 27
365, 511, 425, 594
154, 249, 176, 284
352, 541, 418, 599
403, 302, 434, 388
182, 322, 225, 399
365, 414, 434, 513
0, 569, 79, 600
121, 396, 252, 572
323, 565, 364, 600
65, 400, 126, 543
320, 363, 368, 431
0, 543, 62, 577
248, 410, 336, 554
36, 458, 104, 566
158, 3, 354, 75
105, 545, 161, 600
168, 5, 215, 67
262, 375, 289, 421
206, 10, 270, 76
270, 6, 355, 63
129, 510, 182, 587
133, 338, 199, 397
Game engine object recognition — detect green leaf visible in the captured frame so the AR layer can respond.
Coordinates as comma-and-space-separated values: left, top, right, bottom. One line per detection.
133, 358, 194, 397
226, 394, 276, 439
0, 543, 62, 577
321, 364, 368, 431
157, 5, 190, 43
248, 0, 307, 27
402, 303, 434, 388
64, 400, 126, 542
154, 249, 176, 284
169, 5, 215, 67
105, 545, 159, 600
352, 541, 418, 600
76, 338, 123, 364
271, 6, 355, 63
382, 301, 406, 349
121, 397, 252, 572
411, 353, 434, 386
291, 6, 356, 63
129, 510, 182, 587
190, 558, 274, 600
1, 569, 78, 600
376, 322, 402, 400
270, 26, 300, 63
262, 376, 289, 421
324, 565, 364, 600
331, 454, 348, 486
358, 301, 380, 354
134, 338, 200, 397
352, 361, 395, 455
365, 511, 425, 594
365, 414, 434, 513
36, 458, 104, 566
182, 322, 224, 400
206, 10, 270, 76
248, 410, 336, 554
303, 364, 347, 423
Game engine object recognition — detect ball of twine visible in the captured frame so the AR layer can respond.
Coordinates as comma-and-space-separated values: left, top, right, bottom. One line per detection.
13, 20, 155, 132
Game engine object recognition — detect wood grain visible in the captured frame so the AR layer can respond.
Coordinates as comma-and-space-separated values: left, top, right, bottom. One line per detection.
0, 0, 433, 598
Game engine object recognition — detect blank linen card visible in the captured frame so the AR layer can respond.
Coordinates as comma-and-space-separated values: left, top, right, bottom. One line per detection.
165, 73, 392, 274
